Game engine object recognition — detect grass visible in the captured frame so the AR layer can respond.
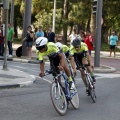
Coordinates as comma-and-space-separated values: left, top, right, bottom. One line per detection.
101, 42, 120, 52
13, 38, 22, 44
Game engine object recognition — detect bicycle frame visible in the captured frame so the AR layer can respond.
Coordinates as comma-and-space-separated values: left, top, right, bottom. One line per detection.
45, 70, 77, 100
54, 71, 77, 100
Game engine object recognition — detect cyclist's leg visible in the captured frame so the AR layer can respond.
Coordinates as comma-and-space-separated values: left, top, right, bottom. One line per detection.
60, 54, 75, 89
74, 53, 87, 86
49, 56, 61, 83
82, 53, 96, 83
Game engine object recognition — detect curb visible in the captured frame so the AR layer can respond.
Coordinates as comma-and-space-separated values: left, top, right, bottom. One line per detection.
0, 57, 117, 73
0, 75, 36, 89
94, 65, 116, 73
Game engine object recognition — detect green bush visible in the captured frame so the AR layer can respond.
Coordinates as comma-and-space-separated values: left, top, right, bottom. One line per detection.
101, 43, 120, 52
13, 38, 22, 44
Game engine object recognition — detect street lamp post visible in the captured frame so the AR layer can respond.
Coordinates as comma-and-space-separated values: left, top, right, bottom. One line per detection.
53, 0, 56, 32
3, 0, 9, 70
10, 0, 14, 27
94, 0, 103, 67
22, 0, 32, 56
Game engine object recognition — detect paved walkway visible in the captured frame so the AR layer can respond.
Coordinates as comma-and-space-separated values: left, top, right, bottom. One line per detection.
0, 66, 36, 89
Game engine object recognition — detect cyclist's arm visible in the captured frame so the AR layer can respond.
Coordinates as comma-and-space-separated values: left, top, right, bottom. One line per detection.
40, 61, 44, 74
70, 56, 76, 71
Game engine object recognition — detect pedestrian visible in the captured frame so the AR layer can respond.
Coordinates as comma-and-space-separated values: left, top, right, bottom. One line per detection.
7, 23, 14, 57
80, 30, 86, 42
109, 31, 118, 57
85, 30, 94, 55
23, 25, 34, 59
69, 29, 77, 45
47, 26, 56, 43
35, 26, 44, 39
0, 25, 4, 57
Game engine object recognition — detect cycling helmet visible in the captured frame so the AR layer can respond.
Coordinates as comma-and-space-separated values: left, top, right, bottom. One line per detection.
72, 38, 81, 47
55, 42, 63, 50
36, 37, 48, 50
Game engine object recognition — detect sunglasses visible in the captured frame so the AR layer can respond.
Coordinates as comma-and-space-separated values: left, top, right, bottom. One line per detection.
74, 46, 80, 48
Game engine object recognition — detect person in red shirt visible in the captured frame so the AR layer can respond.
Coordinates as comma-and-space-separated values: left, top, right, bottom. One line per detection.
85, 30, 93, 55
0, 25, 4, 56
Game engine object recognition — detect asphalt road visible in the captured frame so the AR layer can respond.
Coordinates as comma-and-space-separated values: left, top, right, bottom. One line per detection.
0, 59, 120, 120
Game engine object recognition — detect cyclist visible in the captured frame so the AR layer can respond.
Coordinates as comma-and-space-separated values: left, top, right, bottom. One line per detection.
70, 38, 96, 95
55, 42, 76, 75
36, 37, 75, 89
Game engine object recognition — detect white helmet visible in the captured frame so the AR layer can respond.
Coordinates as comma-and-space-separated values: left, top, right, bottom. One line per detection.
55, 42, 63, 50
36, 37, 48, 50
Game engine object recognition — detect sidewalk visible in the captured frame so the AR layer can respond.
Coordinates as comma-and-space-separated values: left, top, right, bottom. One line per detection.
0, 66, 36, 89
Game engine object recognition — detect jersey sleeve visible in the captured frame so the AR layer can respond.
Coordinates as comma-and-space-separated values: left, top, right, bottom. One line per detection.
69, 46, 74, 56
83, 43, 88, 51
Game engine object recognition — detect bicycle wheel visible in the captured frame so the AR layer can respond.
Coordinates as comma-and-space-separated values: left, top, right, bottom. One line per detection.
87, 74, 96, 103
50, 81, 67, 116
70, 86, 80, 109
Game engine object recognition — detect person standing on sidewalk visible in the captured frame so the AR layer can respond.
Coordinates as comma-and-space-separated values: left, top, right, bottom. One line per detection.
47, 26, 56, 43
0, 25, 4, 57
7, 23, 14, 58
80, 30, 86, 42
85, 30, 94, 56
35, 26, 44, 39
23, 26, 34, 59
109, 31, 118, 57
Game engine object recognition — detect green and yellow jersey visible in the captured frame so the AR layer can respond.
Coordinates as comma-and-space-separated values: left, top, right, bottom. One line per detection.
62, 45, 70, 53
36, 42, 60, 62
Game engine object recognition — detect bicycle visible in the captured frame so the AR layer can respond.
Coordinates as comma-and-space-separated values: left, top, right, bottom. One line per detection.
43, 68, 79, 116
76, 63, 96, 103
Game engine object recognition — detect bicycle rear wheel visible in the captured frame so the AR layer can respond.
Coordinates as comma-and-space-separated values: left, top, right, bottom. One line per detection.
70, 87, 80, 109
50, 81, 67, 116
87, 75, 96, 103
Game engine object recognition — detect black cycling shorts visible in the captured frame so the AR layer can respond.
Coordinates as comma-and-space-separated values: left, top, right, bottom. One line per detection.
49, 55, 60, 75
65, 51, 70, 58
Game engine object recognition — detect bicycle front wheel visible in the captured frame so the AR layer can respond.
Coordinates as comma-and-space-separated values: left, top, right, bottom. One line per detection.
87, 74, 96, 103
50, 81, 67, 116
70, 87, 80, 109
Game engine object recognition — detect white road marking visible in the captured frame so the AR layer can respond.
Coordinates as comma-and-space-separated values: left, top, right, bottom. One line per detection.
35, 75, 52, 83
9, 64, 120, 84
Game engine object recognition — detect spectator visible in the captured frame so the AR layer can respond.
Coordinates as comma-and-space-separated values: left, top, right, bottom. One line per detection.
69, 29, 77, 45
35, 26, 44, 39
109, 31, 118, 57
0, 25, 4, 56
7, 23, 14, 57
80, 30, 86, 42
85, 30, 93, 55
23, 26, 34, 59
43, 30, 47, 38
47, 26, 56, 43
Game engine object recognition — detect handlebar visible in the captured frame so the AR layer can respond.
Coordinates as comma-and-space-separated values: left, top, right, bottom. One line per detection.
76, 64, 90, 70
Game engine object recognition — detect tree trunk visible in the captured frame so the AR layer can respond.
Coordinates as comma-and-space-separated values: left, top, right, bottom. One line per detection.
86, 19, 90, 31
14, 17, 18, 38
90, 7, 96, 38
62, 0, 69, 45
102, 25, 109, 44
